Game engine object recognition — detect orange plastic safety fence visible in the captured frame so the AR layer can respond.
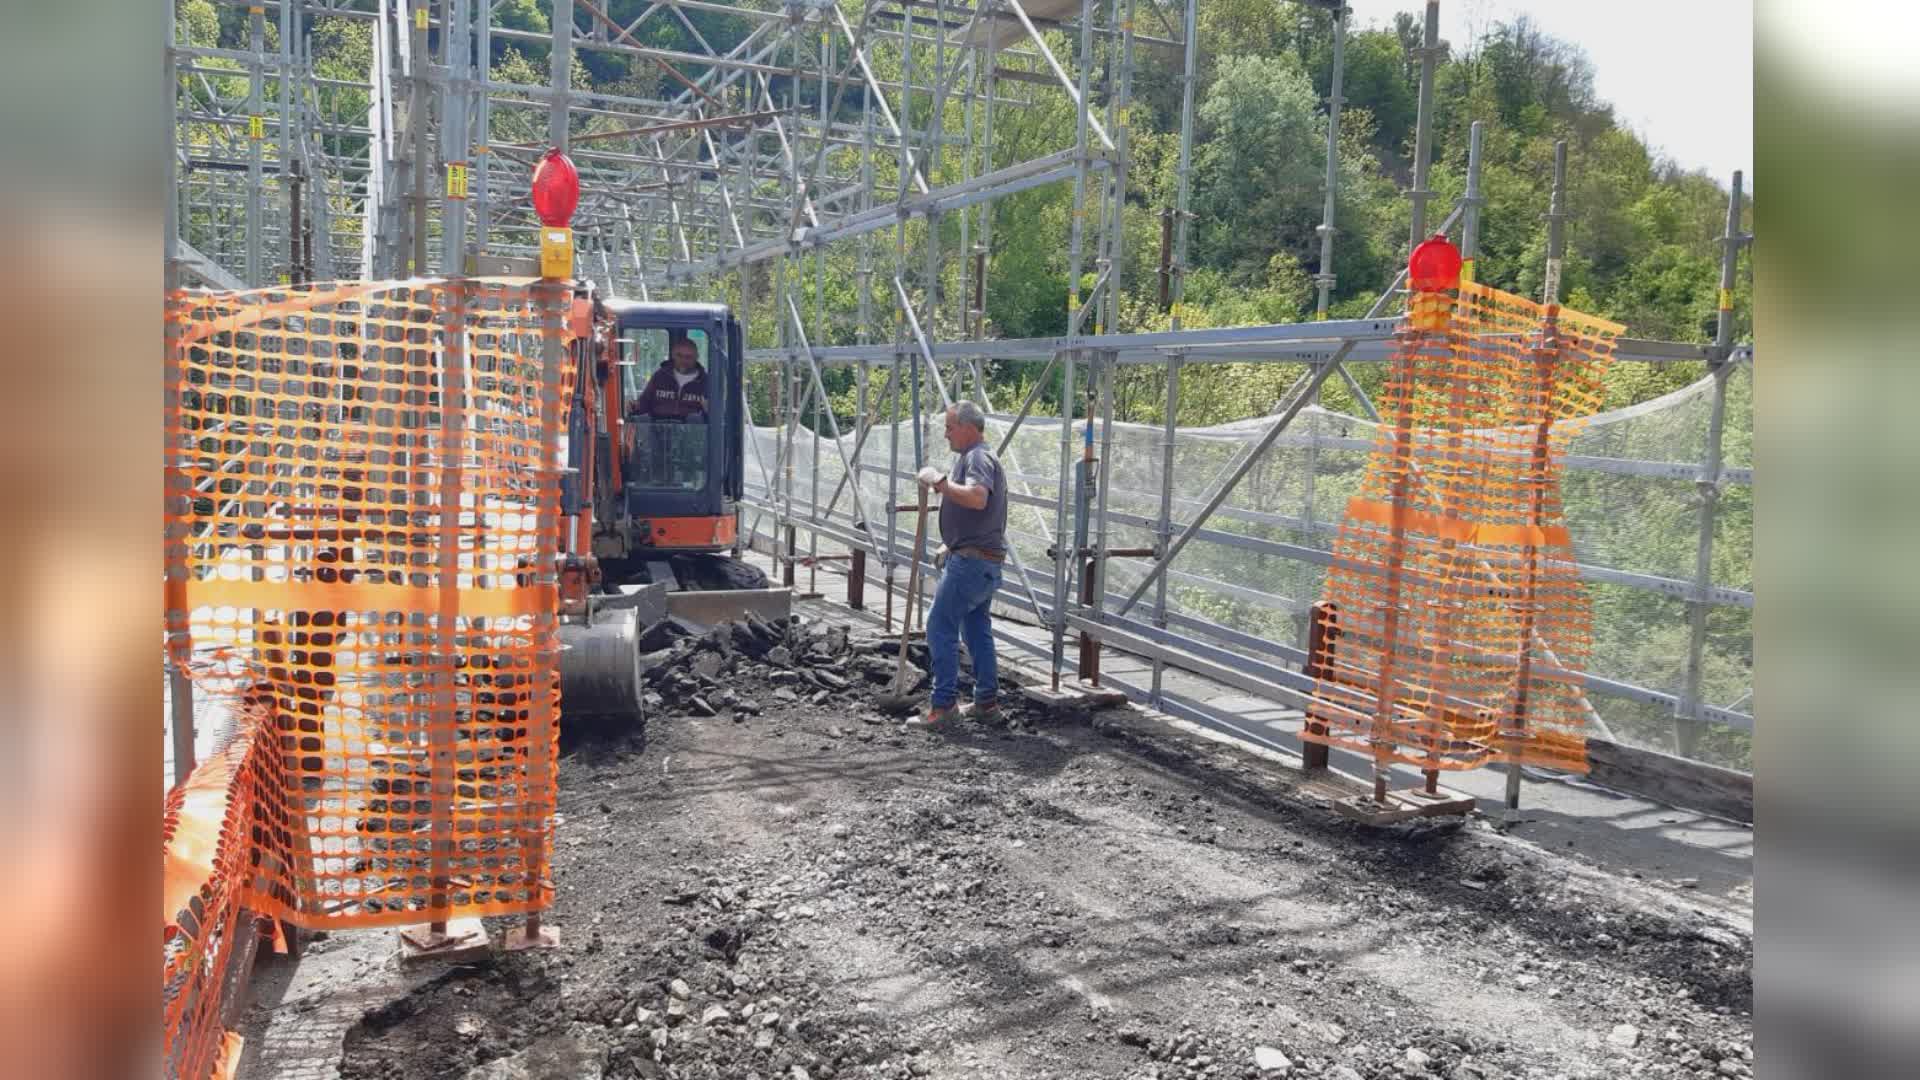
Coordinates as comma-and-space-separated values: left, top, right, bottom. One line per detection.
1305, 282, 1620, 774
163, 709, 285, 1080
163, 278, 575, 931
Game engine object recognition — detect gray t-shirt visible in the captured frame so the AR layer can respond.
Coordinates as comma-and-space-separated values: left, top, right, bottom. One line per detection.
938, 442, 1008, 556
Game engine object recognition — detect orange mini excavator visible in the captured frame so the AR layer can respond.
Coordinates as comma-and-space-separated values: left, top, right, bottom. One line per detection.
553, 287, 790, 719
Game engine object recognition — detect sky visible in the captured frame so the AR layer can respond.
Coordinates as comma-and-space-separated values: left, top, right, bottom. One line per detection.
1339, 0, 1754, 185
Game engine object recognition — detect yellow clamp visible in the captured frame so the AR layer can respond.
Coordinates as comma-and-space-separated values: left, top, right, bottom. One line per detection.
248, 5, 264, 14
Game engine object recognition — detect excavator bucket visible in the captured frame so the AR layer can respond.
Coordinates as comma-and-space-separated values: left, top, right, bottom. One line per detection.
557, 579, 794, 722
664, 586, 793, 629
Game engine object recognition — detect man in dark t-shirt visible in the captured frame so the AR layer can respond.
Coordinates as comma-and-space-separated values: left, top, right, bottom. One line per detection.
913, 400, 1009, 728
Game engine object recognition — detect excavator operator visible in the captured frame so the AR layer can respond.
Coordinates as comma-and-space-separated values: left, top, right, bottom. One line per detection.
633, 332, 710, 422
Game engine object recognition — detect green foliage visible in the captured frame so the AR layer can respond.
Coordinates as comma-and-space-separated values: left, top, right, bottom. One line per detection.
1192, 55, 1324, 283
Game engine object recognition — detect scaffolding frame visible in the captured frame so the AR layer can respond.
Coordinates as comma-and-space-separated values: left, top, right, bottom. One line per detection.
166, 0, 1755, 790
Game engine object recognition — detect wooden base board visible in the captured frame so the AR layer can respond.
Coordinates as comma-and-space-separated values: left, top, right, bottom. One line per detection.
397, 916, 491, 963
1331, 786, 1476, 825
1021, 680, 1128, 712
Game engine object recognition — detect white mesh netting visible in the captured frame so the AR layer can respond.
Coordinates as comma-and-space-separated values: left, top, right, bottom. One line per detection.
743, 363, 1753, 770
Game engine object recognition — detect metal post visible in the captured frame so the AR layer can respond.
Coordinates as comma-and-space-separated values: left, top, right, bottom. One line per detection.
440, 0, 472, 274
474, 0, 492, 256
550, 0, 574, 149
886, 348, 902, 631
1676, 170, 1745, 756
1407, 2, 1440, 249
279, 0, 295, 280
1050, 0, 1097, 690
1147, 0, 1200, 700
427, 281, 469, 938
1150, 349, 1181, 704
246, 3, 266, 286
1505, 139, 1569, 811
1087, 348, 1118, 682
521, 276, 567, 946
165, 0, 197, 789
1314, 2, 1346, 319
1461, 121, 1485, 280
410, 0, 431, 275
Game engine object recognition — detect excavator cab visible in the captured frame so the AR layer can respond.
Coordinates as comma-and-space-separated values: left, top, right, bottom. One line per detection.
585, 299, 747, 567
610, 303, 745, 530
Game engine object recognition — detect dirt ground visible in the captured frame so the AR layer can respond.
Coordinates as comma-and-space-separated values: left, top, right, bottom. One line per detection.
321, 614, 1751, 1080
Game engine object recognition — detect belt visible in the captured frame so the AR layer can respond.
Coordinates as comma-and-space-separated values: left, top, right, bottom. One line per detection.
952, 546, 1005, 563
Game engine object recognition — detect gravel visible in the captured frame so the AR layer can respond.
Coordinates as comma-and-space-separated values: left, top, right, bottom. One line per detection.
334, 613, 1752, 1080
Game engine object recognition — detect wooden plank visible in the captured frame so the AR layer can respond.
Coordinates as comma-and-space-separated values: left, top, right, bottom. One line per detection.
1585, 739, 1753, 823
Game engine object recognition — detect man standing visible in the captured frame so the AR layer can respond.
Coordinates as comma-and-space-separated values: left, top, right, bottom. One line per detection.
914, 400, 1009, 726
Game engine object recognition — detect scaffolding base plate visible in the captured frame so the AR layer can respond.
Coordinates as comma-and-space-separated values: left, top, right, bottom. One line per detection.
397, 917, 491, 963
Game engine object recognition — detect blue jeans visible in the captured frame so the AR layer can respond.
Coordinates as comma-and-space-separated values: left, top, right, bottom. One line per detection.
927, 553, 1002, 709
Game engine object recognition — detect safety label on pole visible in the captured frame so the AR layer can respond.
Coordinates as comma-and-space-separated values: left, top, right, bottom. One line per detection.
414, 6, 428, 31
447, 162, 470, 200
248, 115, 265, 140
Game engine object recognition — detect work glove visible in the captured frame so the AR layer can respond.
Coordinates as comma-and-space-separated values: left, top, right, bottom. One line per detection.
933, 544, 950, 570
915, 466, 944, 490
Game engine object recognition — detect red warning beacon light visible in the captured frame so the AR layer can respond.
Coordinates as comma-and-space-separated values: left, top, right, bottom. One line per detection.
1407, 233, 1462, 331
531, 148, 580, 227
1408, 233, 1462, 291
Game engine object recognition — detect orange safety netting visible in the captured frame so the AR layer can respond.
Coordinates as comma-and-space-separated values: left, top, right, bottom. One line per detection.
163, 709, 280, 1080
163, 278, 575, 933
1304, 282, 1621, 774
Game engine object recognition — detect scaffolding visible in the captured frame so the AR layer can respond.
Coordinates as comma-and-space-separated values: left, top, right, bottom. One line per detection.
166, 0, 1755, 784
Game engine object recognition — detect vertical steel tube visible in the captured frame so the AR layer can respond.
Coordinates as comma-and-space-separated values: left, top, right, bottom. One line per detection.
1407, 2, 1440, 248
1314, 4, 1346, 319
1676, 170, 1745, 756
280, 0, 295, 278
977, 13, 1001, 341
247, 4, 266, 285
1505, 139, 1569, 810
1150, 350, 1181, 704
440, 0, 471, 274
1050, 0, 1096, 689
474, 0, 492, 255
166, 0, 197, 788
1169, 0, 1198, 328
410, 0, 431, 275
549, 0, 573, 150
1461, 120, 1485, 274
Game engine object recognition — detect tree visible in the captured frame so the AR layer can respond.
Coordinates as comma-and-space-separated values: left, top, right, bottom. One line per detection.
1192, 55, 1324, 285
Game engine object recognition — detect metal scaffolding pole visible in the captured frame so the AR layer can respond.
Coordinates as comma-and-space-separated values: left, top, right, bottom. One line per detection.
1048, 0, 1097, 691
1505, 138, 1569, 811
247, 3, 266, 286
1677, 170, 1746, 756
1408, 1, 1440, 249
410, 0, 432, 274
1314, 2, 1345, 319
